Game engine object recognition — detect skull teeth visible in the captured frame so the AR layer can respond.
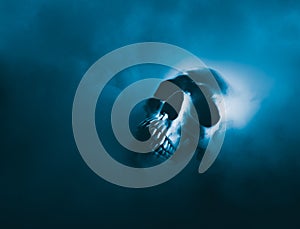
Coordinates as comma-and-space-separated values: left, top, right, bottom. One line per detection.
153, 136, 176, 159
138, 114, 178, 160
163, 140, 168, 149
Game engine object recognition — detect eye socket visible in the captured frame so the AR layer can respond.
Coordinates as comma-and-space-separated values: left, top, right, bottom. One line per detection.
165, 75, 221, 127
160, 91, 184, 120
143, 98, 163, 115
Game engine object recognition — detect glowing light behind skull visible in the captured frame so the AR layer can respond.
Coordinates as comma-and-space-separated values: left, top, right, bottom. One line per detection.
212, 62, 271, 129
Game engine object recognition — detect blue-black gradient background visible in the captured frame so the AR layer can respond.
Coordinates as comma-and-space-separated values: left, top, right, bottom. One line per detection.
1, 0, 300, 228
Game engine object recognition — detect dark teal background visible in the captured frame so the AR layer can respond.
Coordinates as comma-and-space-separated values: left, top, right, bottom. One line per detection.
1, 0, 300, 228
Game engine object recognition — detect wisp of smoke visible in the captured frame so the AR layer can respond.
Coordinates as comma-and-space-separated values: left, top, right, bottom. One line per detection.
208, 61, 272, 129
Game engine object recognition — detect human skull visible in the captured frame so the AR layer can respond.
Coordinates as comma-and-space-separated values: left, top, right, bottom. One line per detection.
133, 68, 229, 166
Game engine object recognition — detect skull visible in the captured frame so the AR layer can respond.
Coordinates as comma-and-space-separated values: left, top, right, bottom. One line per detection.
133, 68, 228, 166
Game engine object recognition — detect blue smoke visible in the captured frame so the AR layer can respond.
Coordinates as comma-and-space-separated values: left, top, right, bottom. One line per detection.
1, 0, 300, 228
